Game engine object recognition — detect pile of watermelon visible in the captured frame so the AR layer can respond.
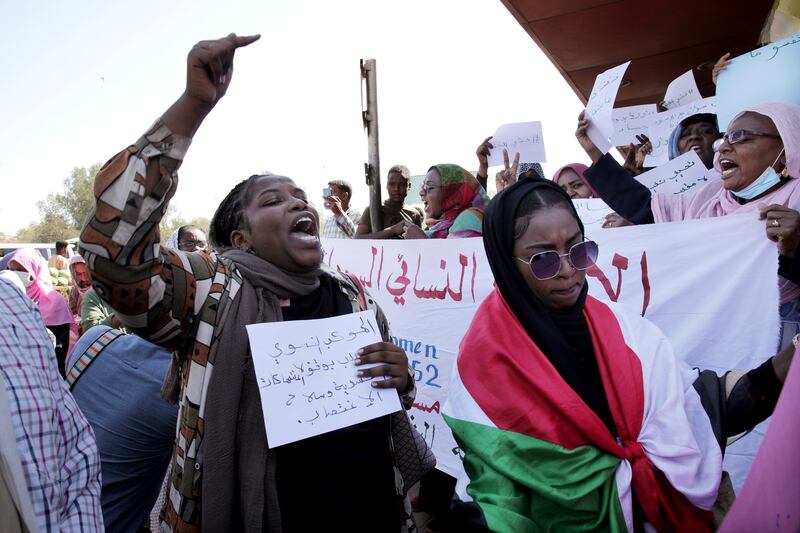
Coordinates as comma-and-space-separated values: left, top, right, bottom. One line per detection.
49, 267, 72, 287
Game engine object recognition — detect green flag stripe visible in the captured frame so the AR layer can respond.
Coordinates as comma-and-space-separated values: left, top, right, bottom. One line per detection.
444, 414, 628, 533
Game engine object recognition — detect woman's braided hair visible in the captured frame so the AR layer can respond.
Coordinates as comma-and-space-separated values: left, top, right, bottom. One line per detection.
209, 174, 265, 251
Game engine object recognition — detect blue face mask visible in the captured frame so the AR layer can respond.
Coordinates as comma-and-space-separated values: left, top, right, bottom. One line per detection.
731, 149, 785, 200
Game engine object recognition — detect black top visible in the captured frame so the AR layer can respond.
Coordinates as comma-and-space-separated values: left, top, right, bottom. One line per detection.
779, 251, 800, 284
583, 153, 655, 224
275, 275, 399, 532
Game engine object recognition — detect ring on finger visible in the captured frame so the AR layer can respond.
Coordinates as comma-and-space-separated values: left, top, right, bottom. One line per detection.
772, 219, 780, 227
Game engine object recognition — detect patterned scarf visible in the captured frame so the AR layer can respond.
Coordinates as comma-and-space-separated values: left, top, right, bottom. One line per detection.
425, 164, 490, 238
189, 249, 320, 531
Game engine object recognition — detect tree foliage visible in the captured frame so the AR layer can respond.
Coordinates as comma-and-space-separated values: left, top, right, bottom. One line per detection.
14, 164, 101, 243
14, 163, 210, 247
158, 205, 210, 244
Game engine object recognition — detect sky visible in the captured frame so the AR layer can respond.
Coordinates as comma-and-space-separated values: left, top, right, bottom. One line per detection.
0, 0, 590, 235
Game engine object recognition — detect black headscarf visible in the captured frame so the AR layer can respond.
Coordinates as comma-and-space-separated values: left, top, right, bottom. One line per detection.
483, 177, 615, 433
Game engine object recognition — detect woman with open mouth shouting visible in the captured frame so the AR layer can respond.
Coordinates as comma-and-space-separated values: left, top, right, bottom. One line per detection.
79, 34, 427, 532
574, 102, 800, 348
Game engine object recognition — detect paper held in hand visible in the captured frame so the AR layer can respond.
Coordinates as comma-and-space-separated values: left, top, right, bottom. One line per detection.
584, 61, 631, 154
662, 70, 701, 110
611, 104, 657, 146
246, 310, 402, 448
487, 121, 546, 166
635, 149, 717, 196
573, 198, 614, 231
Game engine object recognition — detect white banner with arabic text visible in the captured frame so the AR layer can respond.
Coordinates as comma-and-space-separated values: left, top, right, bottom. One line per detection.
322, 212, 779, 489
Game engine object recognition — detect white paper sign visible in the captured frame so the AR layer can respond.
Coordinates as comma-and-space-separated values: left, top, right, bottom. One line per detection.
487, 121, 546, 166
662, 70, 701, 110
611, 104, 658, 146
584, 61, 631, 154
573, 198, 614, 231
644, 96, 716, 167
635, 150, 717, 195
246, 310, 402, 447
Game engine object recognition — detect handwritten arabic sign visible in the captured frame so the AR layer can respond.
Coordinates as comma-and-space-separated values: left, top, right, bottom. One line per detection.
322, 216, 779, 491
585, 61, 631, 154
323, 238, 493, 477
635, 149, 717, 196
573, 198, 614, 231
611, 104, 657, 146
246, 310, 401, 447
662, 70, 701, 110
716, 32, 800, 129
487, 121, 546, 166
643, 96, 716, 167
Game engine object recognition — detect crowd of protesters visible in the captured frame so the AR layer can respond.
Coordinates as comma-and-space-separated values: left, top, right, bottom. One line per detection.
1, 28, 799, 533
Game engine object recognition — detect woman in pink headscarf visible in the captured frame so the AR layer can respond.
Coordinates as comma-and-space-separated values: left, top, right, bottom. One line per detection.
552, 162, 631, 228
576, 101, 800, 346
8, 248, 73, 376
552, 163, 592, 199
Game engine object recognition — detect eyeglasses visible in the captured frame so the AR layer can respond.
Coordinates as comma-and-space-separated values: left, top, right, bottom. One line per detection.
178, 240, 207, 251
516, 240, 599, 280
713, 129, 782, 151
420, 184, 442, 195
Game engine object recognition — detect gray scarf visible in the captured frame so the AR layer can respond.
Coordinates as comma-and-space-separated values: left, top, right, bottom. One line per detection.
202, 249, 321, 532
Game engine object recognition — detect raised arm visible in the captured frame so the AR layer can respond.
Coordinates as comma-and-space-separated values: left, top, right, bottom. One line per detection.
575, 112, 655, 224
79, 34, 259, 350
475, 136, 493, 191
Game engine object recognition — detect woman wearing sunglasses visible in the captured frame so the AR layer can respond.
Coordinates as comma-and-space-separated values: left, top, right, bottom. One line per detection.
442, 177, 793, 532
576, 102, 800, 347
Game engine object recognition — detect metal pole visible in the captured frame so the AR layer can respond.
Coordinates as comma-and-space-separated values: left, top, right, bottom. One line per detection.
361, 59, 382, 233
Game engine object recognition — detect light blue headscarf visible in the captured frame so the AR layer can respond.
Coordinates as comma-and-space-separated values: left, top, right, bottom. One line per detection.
667, 113, 719, 162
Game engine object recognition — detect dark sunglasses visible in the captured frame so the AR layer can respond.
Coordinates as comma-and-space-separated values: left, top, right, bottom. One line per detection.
516, 240, 599, 280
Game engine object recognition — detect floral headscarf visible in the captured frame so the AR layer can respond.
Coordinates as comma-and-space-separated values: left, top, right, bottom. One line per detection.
425, 164, 490, 238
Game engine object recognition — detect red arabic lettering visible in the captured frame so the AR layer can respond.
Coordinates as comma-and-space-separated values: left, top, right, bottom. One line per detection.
412, 255, 441, 300
446, 254, 469, 301
377, 245, 385, 289
359, 246, 379, 288
586, 253, 628, 301
386, 254, 411, 305
412, 400, 441, 414
640, 251, 651, 316
587, 251, 652, 316
326, 244, 479, 306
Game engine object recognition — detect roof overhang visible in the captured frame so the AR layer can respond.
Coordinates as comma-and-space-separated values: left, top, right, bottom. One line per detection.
500, 0, 775, 106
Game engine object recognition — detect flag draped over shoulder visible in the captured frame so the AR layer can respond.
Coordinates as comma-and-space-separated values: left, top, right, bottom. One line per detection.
443, 289, 722, 532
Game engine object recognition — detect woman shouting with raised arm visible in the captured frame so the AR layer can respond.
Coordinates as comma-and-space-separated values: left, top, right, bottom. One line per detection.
79, 34, 426, 532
